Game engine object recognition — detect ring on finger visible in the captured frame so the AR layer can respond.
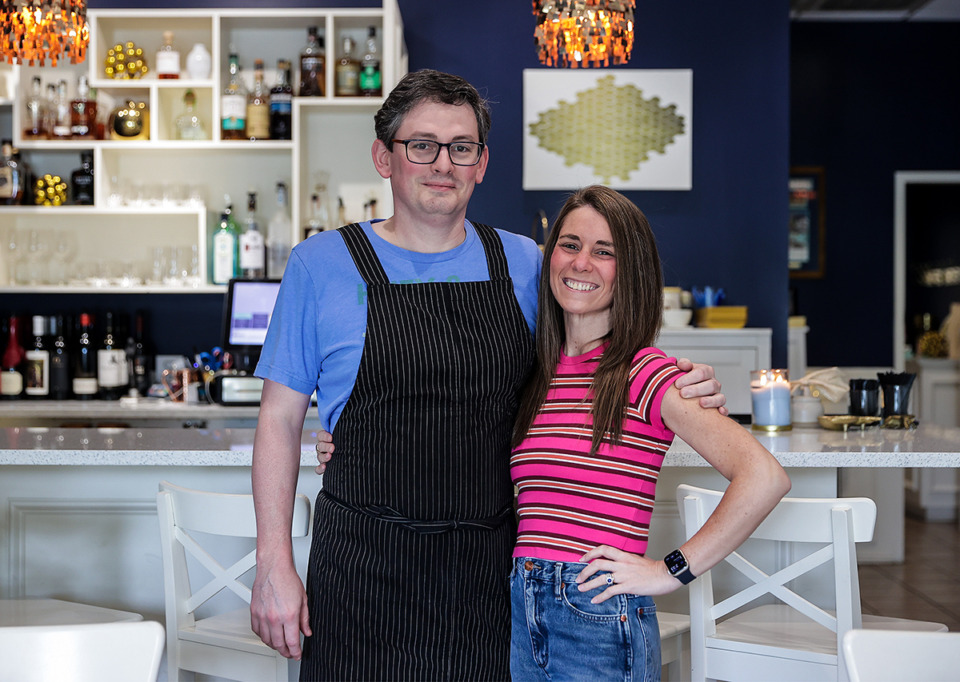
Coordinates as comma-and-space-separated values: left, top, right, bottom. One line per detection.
605, 575, 614, 585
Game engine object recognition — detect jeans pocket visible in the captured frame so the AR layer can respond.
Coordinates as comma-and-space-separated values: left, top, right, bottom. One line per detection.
560, 578, 626, 621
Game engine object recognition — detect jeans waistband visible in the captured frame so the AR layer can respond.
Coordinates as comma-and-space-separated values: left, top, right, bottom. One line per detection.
323, 491, 513, 534
513, 556, 595, 584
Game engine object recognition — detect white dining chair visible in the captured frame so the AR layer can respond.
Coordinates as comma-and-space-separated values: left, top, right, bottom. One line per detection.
677, 484, 947, 682
157, 480, 312, 682
0, 620, 164, 682
842, 629, 960, 682
659, 610, 691, 681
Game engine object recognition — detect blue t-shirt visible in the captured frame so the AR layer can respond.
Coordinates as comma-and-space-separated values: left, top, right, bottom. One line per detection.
256, 220, 542, 432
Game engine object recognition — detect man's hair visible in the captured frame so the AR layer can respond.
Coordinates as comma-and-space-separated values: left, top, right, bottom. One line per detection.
374, 69, 492, 145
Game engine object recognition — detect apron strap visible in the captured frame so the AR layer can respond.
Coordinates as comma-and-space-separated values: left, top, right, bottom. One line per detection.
338, 223, 390, 285
471, 222, 511, 280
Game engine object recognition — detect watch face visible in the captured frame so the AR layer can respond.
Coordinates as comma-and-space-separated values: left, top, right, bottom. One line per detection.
665, 549, 688, 575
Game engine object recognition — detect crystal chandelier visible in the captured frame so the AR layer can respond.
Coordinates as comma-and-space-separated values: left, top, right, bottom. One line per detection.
1, 0, 89, 66
533, 0, 635, 68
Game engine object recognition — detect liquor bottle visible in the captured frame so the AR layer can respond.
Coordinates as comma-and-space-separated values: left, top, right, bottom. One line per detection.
174, 89, 207, 141
70, 75, 96, 140
52, 80, 73, 139
267, 181, 292, 279
212, 200, 239, 285
130, 311, 153, 397
24, 315, 50, 399
49, 314, 71, 400
335, 36, 360, 97
71, 151, 94, 205
97, 311, 128, 400
23, 76, 47, 139
269, 59, 293, 141
1, 140, 27, 205
299, 26, 326, 96
0, 314, 25, 399
304, 186, 330, 239
72, 313, 98, 400
221, 52, 247, 140
44, 82, 58, 138
156, 31, 181, 80
240, 190, 266, 279
246, 60, 270, 141
359, 26, 382, 98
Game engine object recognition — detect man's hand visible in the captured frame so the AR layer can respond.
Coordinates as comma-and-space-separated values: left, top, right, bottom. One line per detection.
251, 561, 312, 660
315, 430, 334, 474
674, 358, 728, 416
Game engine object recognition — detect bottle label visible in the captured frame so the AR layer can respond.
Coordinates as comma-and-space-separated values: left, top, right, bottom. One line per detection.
270, 93, 292, 114
24, 349, 50, 396
156, 51, 181, 76
72, 376, 98, 396
360, 65, 381, 93
239, 230, 266, 270
0, 168, 14, 199
247, 105, 270, 139
213, 231, 237, 284
0, 370, 23, 396
97, 348, 128, 388
336, 67, 359, 95
221, 95, 247, 130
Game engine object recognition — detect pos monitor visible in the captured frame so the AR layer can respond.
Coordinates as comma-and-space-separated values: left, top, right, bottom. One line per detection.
220, 278, 281, 373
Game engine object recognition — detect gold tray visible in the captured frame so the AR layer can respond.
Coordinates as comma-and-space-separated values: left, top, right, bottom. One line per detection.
818, 415, 882, 432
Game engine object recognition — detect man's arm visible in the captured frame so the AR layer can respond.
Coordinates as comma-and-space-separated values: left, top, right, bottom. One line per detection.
251, 378, 312, 660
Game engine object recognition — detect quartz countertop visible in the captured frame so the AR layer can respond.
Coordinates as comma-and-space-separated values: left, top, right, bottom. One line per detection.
3, 424, 960, 468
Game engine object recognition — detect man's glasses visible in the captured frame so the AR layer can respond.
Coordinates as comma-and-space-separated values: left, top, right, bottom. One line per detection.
391, 139, 485, 166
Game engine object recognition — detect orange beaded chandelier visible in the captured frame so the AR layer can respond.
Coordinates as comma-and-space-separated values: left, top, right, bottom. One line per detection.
533, 0, 635, 68
1, 0, 89, 66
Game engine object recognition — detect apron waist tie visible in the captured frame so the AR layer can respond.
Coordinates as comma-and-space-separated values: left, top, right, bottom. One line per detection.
321, 491, 513, 534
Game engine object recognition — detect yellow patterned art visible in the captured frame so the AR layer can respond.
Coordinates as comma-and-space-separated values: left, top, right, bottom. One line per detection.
523, 70, 692, 190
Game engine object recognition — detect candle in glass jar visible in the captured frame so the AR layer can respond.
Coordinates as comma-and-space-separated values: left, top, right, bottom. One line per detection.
751, 369, 792, 431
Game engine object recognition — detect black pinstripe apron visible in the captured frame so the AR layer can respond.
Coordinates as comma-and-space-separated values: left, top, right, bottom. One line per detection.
301, 223, 535, 681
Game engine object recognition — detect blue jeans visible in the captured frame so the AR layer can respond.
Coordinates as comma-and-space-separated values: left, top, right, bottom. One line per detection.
510, 557, 661, 682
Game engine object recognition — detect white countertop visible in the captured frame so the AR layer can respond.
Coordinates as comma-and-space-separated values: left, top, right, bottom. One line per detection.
0, 399, 262, 420
2, 423, 960, 468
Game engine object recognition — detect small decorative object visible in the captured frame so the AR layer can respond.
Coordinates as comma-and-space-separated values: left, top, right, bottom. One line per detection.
0, 0, 89, 66
104, 41, 148, 79
750, 369, 791, 431
818, 415, 881, 432
109, 99, 149, 140
848, 378, 880, 417
882, 414, 918, 430
33, 174, 68, 206
917, 329, 948, 358
185, 42, 211, 80
533, 0, 634, 68
877, 371, 916, 419
790, 386, 823, 426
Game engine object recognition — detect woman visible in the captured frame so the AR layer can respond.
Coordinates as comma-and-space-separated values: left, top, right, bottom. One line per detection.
509, 185, 791, 681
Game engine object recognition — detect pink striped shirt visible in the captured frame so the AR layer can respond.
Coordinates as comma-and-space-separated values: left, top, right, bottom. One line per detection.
511, 344, 684, 562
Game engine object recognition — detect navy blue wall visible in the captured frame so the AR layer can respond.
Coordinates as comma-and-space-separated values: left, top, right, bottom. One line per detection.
791, 22, 960, 368
16, 1, 792, 364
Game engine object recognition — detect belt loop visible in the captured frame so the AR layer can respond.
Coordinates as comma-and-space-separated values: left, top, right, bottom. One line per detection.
554, 562, 563, 599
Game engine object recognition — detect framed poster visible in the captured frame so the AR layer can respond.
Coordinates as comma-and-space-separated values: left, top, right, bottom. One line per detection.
789, 166, 826, 279
522, 69, 692, 190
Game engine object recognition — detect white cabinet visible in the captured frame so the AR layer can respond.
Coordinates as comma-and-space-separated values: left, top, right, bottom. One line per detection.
656, 327, 772, 416
0, 4, 406, 294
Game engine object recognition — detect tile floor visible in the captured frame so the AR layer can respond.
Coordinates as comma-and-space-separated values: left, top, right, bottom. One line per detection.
859, 516, 960, 631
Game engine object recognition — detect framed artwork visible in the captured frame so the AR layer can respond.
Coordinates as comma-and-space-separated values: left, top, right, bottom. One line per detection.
789, 166, 826, 279
522, 69, 692, 190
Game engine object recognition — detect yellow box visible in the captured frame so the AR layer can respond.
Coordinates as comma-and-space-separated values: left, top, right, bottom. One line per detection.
694, 306, 748, 328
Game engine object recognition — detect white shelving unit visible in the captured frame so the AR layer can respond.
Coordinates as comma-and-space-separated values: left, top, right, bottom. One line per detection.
0, 3, 407, 294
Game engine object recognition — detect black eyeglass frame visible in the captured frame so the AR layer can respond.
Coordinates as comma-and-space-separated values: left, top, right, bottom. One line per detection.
390, 138, 486, 166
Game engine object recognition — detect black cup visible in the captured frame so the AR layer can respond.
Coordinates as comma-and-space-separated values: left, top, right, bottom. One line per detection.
849, 379, 879, 416
881, 383, 913, 418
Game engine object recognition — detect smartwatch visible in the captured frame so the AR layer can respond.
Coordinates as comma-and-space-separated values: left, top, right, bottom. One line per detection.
664, 548, 696, 585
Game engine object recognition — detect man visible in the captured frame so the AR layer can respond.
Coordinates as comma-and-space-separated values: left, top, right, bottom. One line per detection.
250, 69, 724, 681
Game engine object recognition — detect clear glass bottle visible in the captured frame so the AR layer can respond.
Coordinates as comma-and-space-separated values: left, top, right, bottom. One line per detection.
24, 315, 50, 399
52, 79, 73, 139
71, 150, 94, 205
72, 313, 98, 400
0, 139, 26, 206
359, 26, 382, 97
212, 200, 240, 285
246, 59, 270, 141
299, 26, 326, 96
98, 311, 128, 400
267, 181, 292, 279
269, 59, 293, 140
23, 76, 47, 139
0, 314, 25, 400
221, 52, 247, 140
335, 36, 360, 97
44, 82, 58, 138
156, 30, 181, 79
240, 190, 266, 279
49, 314, 71, 400
70, 75, 96, 140
174, 89, 207, 141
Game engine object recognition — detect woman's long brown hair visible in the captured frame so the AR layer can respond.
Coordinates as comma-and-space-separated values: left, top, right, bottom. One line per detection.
512, 185, 664, 455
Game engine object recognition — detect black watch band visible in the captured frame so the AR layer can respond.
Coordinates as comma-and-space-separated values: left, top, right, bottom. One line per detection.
664, 548, 696, 585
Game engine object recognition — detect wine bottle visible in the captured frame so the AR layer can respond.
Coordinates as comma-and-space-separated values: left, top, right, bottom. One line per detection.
97, 311, 128, 400
130, 311, 154, 397
24, 315, 50, 399
72, 313, 98, 400
0, 314, 25, 399
49, 314, 71, 400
